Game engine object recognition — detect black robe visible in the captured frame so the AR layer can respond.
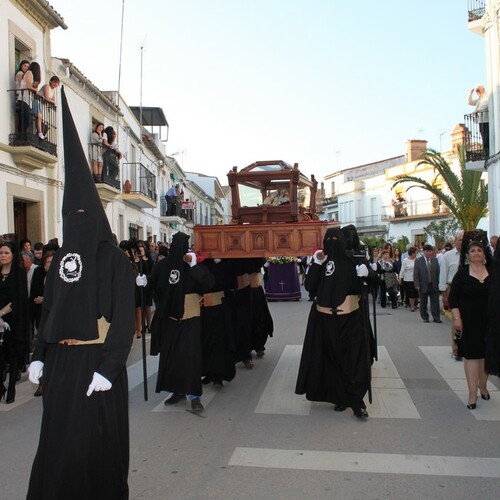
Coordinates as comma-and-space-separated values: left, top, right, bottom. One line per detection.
225, 259, 253, 362
152, 262, 215, 396
27, 244, 135, 500
200, 259, 236, 383
295, 260, 375, 409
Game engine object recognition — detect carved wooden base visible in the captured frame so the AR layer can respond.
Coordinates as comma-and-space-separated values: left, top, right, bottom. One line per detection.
193, 221, 338, 258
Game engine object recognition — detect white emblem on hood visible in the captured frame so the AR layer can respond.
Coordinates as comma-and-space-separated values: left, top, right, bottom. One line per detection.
59, 253, 83, 283
169, 269, 180, 284
325, 260, 335, 276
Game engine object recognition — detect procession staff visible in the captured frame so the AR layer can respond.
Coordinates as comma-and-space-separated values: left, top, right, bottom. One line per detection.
27, 88, 135, 499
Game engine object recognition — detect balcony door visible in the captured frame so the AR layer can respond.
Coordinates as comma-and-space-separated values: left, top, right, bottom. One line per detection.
14, 201, 28, 241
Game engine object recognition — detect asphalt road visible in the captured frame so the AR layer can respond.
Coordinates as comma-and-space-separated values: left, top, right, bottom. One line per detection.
2, 289, 500, 499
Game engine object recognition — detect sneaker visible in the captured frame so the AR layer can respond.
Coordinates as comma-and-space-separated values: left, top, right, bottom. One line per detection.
256, 350, 265, 358
191, 397, 204, 413
164, 394, 186, 405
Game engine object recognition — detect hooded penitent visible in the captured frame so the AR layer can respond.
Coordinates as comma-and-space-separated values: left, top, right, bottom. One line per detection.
315, 227, 360, 310
39, 87, 114, 342
156, 231, 190, 320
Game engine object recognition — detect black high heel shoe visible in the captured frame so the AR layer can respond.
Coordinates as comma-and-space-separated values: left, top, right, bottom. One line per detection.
6, 386, 15, 404
466, 402, 476, 410
480, 393, 490, 401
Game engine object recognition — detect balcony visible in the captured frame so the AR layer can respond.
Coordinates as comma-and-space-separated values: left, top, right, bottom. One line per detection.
355, 215, 388, 235
468, 0, 485, 21
7, 89, 57, 170
382, 199, 451, 222
118, 162, 157, 209
463, 111, 488, 167
468, 0, 485, 35
159, 196, 191, 226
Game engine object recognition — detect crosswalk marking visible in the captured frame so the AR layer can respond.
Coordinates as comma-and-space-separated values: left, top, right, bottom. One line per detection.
419, 346, 500, 421
228, 447, 500, 478
255, 345, 311, 415
255, 345, 420, 419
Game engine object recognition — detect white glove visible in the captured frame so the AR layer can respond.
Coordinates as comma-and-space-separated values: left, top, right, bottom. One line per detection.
135, 274, 148, 287
312, 250, 327, 265
29, 361, 44, 384
0, 318, 10, 332
86, 372, 112, 396
371, 262, 378, 271
356, 264, 369, 278
186, 252, 197, 267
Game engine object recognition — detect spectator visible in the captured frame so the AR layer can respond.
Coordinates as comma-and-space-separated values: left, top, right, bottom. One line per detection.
38, 76, 60, 106
449, 233, 492, 409
468, 84, 489, 156
103, 126, 122, 180
377, 249, 398, 309
0, 241, 29, 404
33, 242, 44, 266
90, 122, 110, 183
439, 232, 464, 360
399, 246, 418, 311
489, 235, 498, 256
15, 60, 30, 137
414, 244, 441, 323
165, 184, 179, 216
20, 239, 33, 256
24, 62, 45, 140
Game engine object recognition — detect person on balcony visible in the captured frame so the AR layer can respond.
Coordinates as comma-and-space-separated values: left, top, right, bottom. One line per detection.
90, 122, 110, 183
24, 62, 46, 140
468, 84, 489, 156
38, 76, 60, 106
103, 126, 122, 181
16, 61, 43, 139
391, 193, 407, 217
165, 184, 180, 216
15, 60, 30, 135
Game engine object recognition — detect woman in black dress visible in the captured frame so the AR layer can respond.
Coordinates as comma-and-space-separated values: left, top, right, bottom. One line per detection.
0, 241, 29, 404
449, 235, 491, 409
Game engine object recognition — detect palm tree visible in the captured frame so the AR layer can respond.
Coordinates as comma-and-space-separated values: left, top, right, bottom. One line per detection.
391, 147, 488, 231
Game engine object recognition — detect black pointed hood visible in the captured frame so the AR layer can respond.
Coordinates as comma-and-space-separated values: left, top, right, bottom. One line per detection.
40, 87, 113, 342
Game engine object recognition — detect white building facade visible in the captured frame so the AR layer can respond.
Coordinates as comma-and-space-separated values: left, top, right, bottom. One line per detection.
466, 0, 500, 235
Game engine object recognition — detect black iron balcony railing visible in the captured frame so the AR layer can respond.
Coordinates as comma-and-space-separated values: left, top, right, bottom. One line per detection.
8, 89, 57, 156
468, 0, 485, 21
122, 162, 157, 201
463, 111, 489, 162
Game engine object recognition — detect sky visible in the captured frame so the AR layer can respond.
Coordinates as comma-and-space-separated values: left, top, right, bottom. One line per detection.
48, 0, 486, 186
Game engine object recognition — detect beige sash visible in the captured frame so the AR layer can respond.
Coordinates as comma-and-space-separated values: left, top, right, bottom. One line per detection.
249, 272, 263, 288
58, 317, 110, 345
201, 291, 224, 307
316, 295, 360, 316
169, 293, 202, 321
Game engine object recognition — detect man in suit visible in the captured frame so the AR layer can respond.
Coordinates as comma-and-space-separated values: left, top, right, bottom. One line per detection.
413, 244, 441, 323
